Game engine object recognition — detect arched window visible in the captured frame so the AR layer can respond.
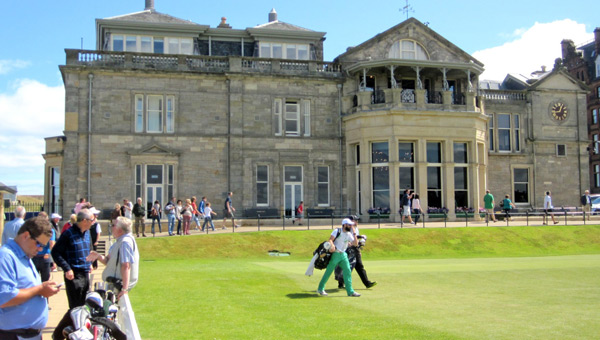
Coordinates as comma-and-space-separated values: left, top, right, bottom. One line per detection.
388, 40, 429, 60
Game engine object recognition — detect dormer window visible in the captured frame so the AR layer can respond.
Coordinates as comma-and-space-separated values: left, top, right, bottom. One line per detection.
388, 40, 429, 60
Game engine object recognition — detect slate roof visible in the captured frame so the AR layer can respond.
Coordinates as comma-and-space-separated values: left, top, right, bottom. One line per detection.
104, 9, 199, 25
253, 20, 314, 32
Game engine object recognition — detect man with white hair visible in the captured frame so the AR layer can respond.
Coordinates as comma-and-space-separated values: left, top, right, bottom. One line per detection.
316, 218, 361, 297
87, 216, 139, 299
2, 205, 26, 245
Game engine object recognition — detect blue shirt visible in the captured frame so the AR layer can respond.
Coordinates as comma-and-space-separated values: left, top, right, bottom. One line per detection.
0, 240, 48, 330
199, 200, 205, 214
51, 223, 91, 273
36, 229, 56, 257
2, 218, 24, 245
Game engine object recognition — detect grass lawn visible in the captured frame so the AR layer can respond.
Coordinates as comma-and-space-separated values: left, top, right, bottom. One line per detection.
130, 226, 600, 339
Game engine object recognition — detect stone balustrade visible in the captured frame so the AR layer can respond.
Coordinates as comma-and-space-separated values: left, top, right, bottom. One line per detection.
65, 49, 344, 78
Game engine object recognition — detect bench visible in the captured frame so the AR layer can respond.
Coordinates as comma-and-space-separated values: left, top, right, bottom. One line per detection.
243, 208, 279, 219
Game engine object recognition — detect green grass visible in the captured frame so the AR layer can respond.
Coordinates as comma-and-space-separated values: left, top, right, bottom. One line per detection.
130, 226, 600, 339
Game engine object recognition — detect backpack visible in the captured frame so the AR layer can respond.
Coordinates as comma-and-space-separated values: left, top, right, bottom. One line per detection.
312, 229, 342, 270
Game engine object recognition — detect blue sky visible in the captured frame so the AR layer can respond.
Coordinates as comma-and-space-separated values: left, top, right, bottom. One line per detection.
0, 0, 598, 195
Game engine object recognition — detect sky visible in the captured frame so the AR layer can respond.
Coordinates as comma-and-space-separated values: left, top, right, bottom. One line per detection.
0, 0, 597, 195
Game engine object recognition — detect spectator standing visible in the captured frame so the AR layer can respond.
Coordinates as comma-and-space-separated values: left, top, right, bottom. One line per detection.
122, 199, 133, 219
483, 190, 497, 222
223, 192, 239, 229
182, 199, 193, 235
502, 194, 516, 221
87, 217, 139, 298
202, 202, 217, 231
61, 214, 77, 233
175, 199, 183, 235
132, 197, 147, 237
51, 208, 95, 309
89, 209, 102, 270
411, 193, 423, 224
164, 197, 176, 236
32, 224, 56, 283
543, 191, 559, 225
294, 201, 304, 225
50, 213, 62, 237
316, 218, 361, 297
0, 216, 60, 339
150, 200, 162, 235
111, 203, 122, 227
2, 205, 26, 245
400, 189, 415, 224
581, 190, 592, 220
73, 198, 86, 214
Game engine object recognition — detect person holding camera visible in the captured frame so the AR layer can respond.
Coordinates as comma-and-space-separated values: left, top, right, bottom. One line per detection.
86, 216, 139, 299
317, 218, 361, 297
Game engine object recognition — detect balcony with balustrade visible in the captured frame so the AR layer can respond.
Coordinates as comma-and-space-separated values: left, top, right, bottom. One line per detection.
64, 49, 344, 78
341, 60, 486, 115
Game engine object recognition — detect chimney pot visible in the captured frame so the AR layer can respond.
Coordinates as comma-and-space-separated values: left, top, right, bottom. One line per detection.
269, 8, 277, 22
145, 0, 154, 11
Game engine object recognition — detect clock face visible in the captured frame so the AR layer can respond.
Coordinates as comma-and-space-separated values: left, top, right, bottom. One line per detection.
551, 102, 568, 121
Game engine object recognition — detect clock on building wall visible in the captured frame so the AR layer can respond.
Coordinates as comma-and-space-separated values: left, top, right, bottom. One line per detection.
550, 102, 568, 121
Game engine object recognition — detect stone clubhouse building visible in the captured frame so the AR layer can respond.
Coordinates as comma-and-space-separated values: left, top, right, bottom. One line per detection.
43, 1, 590, 221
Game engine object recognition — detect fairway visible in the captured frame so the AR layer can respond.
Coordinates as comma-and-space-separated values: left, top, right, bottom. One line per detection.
132, 254, 600, 339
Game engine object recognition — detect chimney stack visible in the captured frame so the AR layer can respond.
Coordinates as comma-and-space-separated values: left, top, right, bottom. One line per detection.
145, 0, 155, 11
268, 8, 277, 22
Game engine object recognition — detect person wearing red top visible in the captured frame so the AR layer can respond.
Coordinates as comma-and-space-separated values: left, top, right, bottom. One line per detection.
61, 214, 77, 233
294, 201, 304, 225
191, 196, 202, 231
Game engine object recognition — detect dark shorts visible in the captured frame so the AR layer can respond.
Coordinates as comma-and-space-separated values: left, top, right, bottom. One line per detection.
545, 209, 553, 213
224, 210, 234, 218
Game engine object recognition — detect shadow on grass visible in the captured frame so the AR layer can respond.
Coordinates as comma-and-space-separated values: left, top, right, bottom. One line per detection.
287, 289, 345, 299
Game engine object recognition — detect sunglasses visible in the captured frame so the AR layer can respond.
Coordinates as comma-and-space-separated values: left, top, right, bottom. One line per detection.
32, 236, 48, 248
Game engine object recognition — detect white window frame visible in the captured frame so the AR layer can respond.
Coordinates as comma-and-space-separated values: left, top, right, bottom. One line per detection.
317, 166, 330, 206
134, 94, 175, 134
490, 113, 521, 153
256, 165, 269, 206
110, 35, 192, 55
595, 164, 600, 188
371, 141, 390, 210
259, 42, 310, 60
593, 108, 598, 125
147, 95, 163, 133
274, 99, 282, 136
302, 99, 311, 137
594, 134, 599, 155
388, 40, 429, 60
284, 101, 300, 136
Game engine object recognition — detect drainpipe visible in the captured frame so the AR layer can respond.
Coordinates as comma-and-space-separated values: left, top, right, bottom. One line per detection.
337, 83, 343, 213
87, 73, 94, 201
226, 78, 231, 191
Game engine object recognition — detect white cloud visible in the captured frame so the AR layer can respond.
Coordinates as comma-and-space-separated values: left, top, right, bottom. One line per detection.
0, 79, 64, 194
474, 19, 593, 81
0, 60, 31, 75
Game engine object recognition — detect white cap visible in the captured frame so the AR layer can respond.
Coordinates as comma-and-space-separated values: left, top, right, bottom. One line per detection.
341, 218, 355, 226
51, 213, 62, 220
88, 207, 101, 215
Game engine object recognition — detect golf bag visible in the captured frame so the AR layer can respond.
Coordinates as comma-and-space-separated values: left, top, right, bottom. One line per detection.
312, 228, 342, 270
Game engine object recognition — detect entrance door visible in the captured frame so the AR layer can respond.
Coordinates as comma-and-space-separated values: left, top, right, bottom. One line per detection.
145, 165, 164, 218
284, 166, 303, 219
